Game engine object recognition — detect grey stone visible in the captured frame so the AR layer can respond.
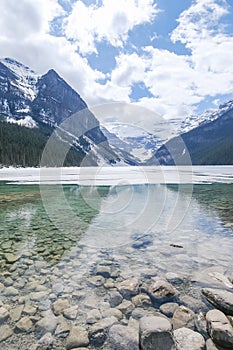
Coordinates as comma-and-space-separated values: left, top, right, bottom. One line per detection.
172, 306, 195, 330
139, 316, 175, 350
86, 309, 101, 324
66, 326, 89, 349
15, 316, 33, 333
117, 278, 139, 298
4, 253, 21, 263
35, 311, 58, 336
117, 300, 135, 317
159, 303, 179, 317
96, 265, 111, 278
109, 290, 123, 308
89, 316, 117, 348
102, 308, 123, 320
131, 308, 152, 320
0, 307, 9, 323
174, 327, 205, 350
206, 338, 228, 350
166, 272, 183, 284
87, 275, 105, 287
206, 309, 233, 349
36, 332, 54, 350
109, 325, 139, 350
23, 304, 37, 316
132, 294, 151, 307
55, 316, 71, 337
4, 286, 19, 296
30, 291, 49, 301
0, 324, 13, 342
10, 305, 24, 322
179, 295, 206, 312
52, 283, 64, 294
149, 280, 178, 300
52, 299, 70, 315
4, 277, 13, 287
202, 288, 233, 316
104, 279, 115, 289
63, 306, 78, 320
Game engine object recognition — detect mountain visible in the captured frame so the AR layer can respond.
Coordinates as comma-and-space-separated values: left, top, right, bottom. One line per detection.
101, 123, 165, 163
178, 99, 233, 134
0, 58, 126, 167
153, 99, 233, 165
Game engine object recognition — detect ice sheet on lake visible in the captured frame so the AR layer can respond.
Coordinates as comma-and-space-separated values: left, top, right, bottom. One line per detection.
0, 166, 233, 185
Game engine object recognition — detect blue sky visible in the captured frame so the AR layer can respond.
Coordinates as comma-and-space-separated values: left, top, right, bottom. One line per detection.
0, 0, 233, 125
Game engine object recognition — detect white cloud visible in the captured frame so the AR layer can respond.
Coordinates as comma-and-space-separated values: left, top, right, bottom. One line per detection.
0, 0, 64, 40
0, 0, 233, 126
171, 0, 229, 47
64, 0, 159, 54
170, 0, 233, 98
0, 0, 106, 104
111, 53, 147, 87
134, 0, 233, 119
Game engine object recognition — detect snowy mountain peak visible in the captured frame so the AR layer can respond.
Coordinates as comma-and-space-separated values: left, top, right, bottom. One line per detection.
179, 99, 233, 134
0, 57, 38, 101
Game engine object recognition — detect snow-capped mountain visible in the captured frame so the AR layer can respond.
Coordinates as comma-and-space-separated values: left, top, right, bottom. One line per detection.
178, 99, 233, 134
154, 99, 233, 165
101, 123, 164, 163
101, 99, 233, 164
0, 58, 128, 166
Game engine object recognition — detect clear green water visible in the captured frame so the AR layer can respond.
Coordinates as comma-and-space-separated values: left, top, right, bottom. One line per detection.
0, 182, 232, 275
0, 182, 233, 348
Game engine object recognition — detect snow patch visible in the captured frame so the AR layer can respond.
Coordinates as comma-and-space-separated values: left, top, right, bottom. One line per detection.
0, 58, 39, 101
6, 116, 38, 129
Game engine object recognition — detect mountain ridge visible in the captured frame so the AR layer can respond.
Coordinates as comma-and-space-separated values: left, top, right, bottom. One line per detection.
0, 58, 128, 167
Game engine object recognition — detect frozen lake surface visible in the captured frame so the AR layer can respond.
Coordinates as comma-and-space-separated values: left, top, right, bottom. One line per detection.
0, 165, 233, 185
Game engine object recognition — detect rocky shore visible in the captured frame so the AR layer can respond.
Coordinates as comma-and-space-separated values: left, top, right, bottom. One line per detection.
0, 249, 233, 350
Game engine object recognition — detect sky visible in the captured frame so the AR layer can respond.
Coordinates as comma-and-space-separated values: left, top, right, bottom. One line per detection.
0, 0, 233, 124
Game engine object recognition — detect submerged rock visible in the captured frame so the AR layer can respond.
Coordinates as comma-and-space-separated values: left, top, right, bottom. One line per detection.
117, 278, 140, 299
172, 305, 195, 330
148, 280, 178, 302
89, 316, 117, 348
159, 302, 179, 318
15, 316, 33, 333
206, 309, 233, 349
63, 306, 78, 320
202, 288, 233, 315
4, 286, 19, 297
139, 316, 175, 350
4, 253, 21, 263
35, 311, 58, 336
109, 290, 123, 308
0, 324, 13, 342
206, 338, 228, 350
66, 326, 89, 349
132, 294, 151, 308
174, 327, 205, 350
0, 307, 9, 323
36, 332, 54, 350
109, 324, 139, 350
52, 299, 70, 316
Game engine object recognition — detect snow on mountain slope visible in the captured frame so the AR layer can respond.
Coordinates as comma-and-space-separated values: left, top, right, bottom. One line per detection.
0, 58, 129, 166
6, 116, 38, 128
101, 123, 160, 162
179, 99, 233, 134
1, 58, 38, 101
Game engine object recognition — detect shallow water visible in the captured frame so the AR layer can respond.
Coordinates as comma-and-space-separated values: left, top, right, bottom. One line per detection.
0, 178, 233, 348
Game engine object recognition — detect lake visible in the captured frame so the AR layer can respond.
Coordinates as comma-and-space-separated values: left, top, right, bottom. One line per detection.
0, 166, 233, 349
